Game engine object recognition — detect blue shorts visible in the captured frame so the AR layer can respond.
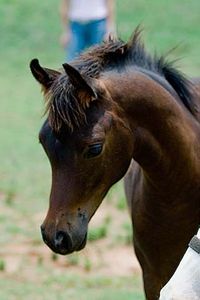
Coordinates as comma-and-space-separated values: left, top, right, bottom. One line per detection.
66, 18, 106, 62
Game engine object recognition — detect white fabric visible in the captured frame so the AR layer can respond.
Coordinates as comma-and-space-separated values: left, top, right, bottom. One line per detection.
69, 0, 107, 21
159, 229, 200, 300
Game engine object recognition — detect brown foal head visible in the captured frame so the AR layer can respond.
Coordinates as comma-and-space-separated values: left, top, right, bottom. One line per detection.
30, 58, 133, 254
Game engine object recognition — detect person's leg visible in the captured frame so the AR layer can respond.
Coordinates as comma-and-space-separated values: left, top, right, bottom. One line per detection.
66, 21, 85, 61
86, 18, 106, 48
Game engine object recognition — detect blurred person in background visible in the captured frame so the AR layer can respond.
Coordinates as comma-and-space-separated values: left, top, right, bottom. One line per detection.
59, 0, 115, 61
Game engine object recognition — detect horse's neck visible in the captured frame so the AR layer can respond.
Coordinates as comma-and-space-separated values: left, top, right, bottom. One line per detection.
105, 70, 200, 187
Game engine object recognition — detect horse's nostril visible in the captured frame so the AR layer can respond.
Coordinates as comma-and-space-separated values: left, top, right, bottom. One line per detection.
55, 231, 64, 246
54, 231, 72, 251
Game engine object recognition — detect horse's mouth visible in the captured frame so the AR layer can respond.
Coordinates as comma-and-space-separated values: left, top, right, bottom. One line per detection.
43, 233, 88, 255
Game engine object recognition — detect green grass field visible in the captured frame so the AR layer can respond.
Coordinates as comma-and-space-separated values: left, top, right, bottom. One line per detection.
0, 0, 199, 299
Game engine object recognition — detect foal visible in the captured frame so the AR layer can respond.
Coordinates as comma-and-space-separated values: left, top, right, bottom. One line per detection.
30, 29, 200, 299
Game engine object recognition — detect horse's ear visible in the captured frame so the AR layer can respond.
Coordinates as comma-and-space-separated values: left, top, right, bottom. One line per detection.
62, 63, 97, 107
30, 59, 60, 91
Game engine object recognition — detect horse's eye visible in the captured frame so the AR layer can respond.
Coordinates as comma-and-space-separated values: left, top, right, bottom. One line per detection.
84, 144, 103, 159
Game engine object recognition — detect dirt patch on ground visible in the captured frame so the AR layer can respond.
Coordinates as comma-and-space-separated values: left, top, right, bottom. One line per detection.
1, 240, 141, 278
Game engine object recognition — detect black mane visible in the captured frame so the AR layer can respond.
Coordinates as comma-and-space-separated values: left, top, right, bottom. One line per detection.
47, 28, 194, 131
73, 28, 193, 113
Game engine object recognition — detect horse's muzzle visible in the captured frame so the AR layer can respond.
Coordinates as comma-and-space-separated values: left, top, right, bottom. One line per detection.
40, 225, 87, 255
